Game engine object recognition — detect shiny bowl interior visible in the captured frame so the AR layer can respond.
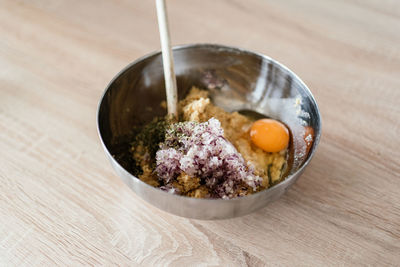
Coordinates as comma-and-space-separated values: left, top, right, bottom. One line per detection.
97, 44, 321, 219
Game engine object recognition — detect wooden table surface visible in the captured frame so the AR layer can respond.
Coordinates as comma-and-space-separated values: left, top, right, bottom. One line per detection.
1, 0, 399, 265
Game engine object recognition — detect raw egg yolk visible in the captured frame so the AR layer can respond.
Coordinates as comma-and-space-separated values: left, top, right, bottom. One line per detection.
250, 119, 289, 152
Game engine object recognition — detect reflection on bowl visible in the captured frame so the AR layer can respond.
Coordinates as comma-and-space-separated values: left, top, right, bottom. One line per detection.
97, 44, 321, 219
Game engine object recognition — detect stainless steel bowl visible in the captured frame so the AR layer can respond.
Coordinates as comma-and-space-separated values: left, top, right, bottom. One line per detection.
97, 44, 321, 219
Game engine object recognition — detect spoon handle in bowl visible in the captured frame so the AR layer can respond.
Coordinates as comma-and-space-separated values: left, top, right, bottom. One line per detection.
156, 0, 178, 118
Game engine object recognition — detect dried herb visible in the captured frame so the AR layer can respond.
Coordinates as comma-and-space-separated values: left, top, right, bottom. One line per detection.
131, 117, 168, 169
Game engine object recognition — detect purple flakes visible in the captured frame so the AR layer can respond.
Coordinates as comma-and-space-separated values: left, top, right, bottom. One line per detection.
155, 148, 182, 184
155, 118, 262, 198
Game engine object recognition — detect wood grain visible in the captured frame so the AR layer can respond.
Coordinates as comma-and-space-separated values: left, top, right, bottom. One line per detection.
1, 0, 399, 265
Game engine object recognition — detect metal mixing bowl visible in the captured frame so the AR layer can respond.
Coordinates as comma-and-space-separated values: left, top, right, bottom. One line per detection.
97, 44, 321, 219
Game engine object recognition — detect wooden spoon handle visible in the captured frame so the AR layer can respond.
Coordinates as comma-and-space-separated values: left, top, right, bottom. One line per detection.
156, 0, 178, 118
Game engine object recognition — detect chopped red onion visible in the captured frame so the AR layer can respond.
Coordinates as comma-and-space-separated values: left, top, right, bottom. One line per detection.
156, 118, 262, 198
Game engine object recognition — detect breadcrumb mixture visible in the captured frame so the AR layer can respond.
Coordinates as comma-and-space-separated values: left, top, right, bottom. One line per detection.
132, 87, 288, 198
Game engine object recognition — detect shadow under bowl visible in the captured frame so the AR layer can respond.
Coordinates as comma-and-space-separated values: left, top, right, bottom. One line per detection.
97, 43, 321, 220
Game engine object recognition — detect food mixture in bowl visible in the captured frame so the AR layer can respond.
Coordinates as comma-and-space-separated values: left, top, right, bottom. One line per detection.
127, 87, 304, 199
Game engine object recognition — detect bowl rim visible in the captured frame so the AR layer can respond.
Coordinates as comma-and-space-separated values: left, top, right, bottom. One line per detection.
96, 43, 322, 203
